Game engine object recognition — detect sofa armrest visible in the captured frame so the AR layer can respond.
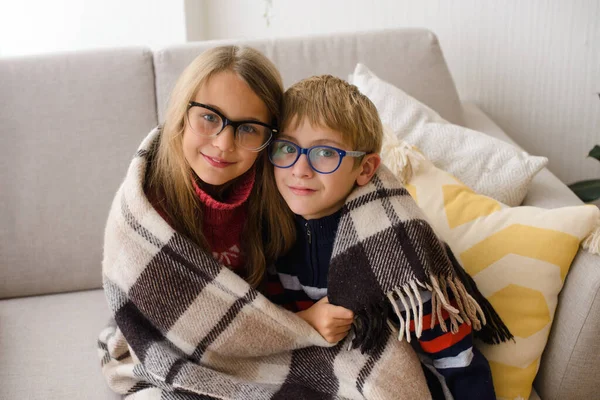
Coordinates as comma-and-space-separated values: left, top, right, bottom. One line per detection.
462, 103, 600, 399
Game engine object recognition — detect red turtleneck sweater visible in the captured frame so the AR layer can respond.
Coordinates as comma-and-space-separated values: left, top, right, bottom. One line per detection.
191, 169, 255, 270
150, 169, 255, 271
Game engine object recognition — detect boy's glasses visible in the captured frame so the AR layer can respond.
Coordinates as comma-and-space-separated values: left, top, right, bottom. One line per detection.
268, 139, 366, 174
186, 102, 278, 151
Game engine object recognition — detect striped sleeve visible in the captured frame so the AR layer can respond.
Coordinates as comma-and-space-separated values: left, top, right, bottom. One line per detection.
398, 290, 496, 400
264, 270, 320, 312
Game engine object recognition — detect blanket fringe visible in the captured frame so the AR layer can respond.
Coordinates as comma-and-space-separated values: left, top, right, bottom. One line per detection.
452, 261, 514, 344
348, 253, 514, 352
348, 272, 513, 354
351, 301, 393, 355
582, 218, 600, 255
382, 273, 514, 347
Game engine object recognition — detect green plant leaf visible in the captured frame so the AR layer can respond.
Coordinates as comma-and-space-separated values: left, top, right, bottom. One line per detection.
588, 145, 600, 162
568, 179, 600, 202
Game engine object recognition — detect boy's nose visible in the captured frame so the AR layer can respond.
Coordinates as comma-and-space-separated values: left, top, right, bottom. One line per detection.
291, 154, 314, 178
211, 126, 236, 152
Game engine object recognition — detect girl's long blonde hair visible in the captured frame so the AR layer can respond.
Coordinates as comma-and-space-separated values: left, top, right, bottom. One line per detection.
146, 46, 295, 287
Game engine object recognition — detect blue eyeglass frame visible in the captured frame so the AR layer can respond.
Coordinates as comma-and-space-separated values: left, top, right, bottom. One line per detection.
268, 139, 366, 174
187, 101, 278, 151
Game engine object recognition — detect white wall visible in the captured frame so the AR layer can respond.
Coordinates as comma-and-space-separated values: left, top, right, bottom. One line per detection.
0, 0, 187, 57
199, 0, 600, 186
185, 0, 209, 43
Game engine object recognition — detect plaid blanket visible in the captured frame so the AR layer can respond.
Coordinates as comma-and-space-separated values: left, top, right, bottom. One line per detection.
98, 127, 431, 400
328, 166, 512, 354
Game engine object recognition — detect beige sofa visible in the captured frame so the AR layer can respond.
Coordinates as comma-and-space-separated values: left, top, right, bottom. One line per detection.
1, 28, 598, 400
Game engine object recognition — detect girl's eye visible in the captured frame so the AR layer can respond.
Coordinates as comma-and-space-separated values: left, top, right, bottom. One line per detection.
202, 113, 220, 123
239, 124, 258, 134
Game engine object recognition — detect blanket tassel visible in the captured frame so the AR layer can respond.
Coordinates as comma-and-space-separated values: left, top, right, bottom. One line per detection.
453, 262, 514, 344
351, 301, 393, 355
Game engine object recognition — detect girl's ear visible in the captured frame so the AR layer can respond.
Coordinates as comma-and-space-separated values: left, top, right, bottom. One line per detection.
356, 153, 381, 186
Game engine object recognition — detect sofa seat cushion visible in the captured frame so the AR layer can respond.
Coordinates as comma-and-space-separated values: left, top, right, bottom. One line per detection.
0, 289, 119, 399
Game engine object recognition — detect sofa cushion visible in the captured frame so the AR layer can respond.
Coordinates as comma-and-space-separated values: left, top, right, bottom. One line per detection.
461, 103, 585, 210
153, 28, 464, 126
0, 289, 119, 399
352, 63, 548, 206
0, 48, 158, 299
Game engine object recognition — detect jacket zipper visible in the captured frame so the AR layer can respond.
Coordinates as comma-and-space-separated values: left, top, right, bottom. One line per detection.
305, 222, 318, 287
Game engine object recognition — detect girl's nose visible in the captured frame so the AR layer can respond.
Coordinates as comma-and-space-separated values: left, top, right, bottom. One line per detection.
211, 126, 236, 152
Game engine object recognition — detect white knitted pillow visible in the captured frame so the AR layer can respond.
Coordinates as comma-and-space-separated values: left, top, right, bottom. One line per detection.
350, 63, 548, 207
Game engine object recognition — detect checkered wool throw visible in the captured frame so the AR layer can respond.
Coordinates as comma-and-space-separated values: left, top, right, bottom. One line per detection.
327, 165, 512, 355
98, 128, 432, 400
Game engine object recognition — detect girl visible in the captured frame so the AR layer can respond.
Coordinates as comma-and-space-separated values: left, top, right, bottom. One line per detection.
144, 45, 295, 286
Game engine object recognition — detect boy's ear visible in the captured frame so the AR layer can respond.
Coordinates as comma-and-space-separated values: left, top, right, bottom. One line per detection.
356, 153, 381, 186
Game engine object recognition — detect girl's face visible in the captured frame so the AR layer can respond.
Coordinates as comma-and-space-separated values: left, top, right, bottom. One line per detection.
182, 71, 271, 186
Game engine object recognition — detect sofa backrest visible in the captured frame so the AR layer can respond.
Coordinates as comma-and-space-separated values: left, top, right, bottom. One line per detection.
154, 28, 464, 125
0, 48, 158, 299
0, 28, 464, 299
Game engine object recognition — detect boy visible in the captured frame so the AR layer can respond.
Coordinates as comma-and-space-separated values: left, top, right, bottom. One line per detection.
267, 75, 498, 399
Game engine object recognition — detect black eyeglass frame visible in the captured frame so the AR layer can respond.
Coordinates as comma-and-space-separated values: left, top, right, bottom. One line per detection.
186, 101, 278, 151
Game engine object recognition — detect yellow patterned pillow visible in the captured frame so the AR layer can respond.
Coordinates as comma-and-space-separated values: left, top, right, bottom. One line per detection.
387, 149, 600, 400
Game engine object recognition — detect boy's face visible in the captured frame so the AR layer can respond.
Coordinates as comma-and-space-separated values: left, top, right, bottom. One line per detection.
273, 118, 366, 220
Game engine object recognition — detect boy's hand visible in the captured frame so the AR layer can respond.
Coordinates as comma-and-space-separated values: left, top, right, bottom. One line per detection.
297, 297, 354, 343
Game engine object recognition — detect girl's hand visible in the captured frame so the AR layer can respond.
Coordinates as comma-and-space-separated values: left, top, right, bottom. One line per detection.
297, 296, 354, 343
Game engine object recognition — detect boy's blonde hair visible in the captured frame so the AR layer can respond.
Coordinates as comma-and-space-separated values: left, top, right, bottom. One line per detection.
281, 75, 383, 156
146, 46, 295, 288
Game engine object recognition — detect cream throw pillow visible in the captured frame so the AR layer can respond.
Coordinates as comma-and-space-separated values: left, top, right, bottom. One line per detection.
351, 63, 548, 207
381, 139, 600, 400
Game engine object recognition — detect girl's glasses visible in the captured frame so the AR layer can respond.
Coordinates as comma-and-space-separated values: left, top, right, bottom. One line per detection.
187, 102, 277, 151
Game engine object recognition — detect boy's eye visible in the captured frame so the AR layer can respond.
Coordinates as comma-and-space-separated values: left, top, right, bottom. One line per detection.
314, 148, 336, 158
280, 144, 297, 154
